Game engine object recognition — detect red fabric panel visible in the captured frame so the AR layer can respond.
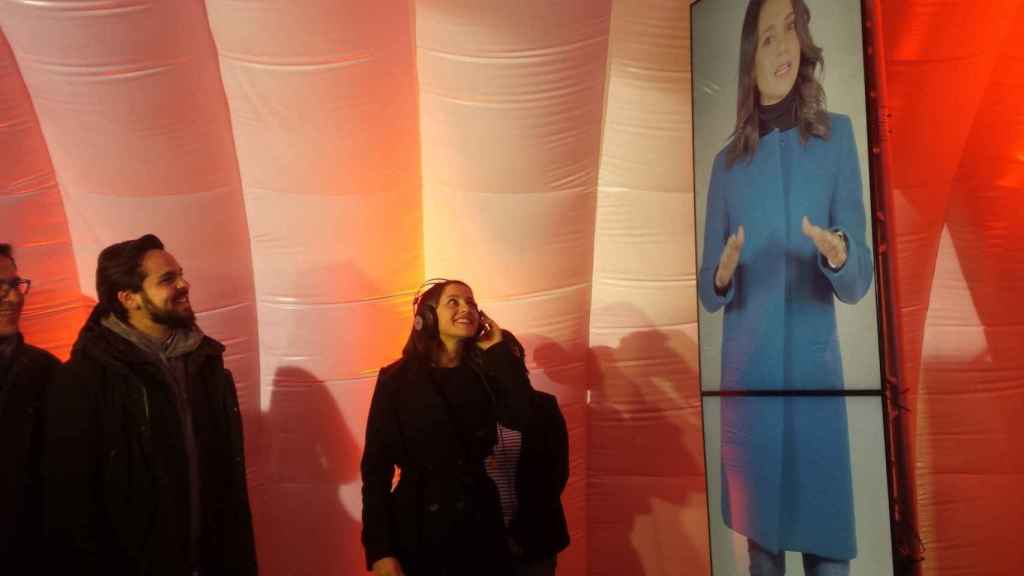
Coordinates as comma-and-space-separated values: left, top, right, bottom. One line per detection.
0, 31, 87, 358
883, 1, 1024, 574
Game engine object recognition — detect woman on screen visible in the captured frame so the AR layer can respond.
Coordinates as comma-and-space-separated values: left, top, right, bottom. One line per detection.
360, 279, 534, 576
697, 0, 874, 574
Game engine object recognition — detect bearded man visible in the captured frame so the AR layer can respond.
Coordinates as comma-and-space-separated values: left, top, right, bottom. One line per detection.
45, 234, 257, 576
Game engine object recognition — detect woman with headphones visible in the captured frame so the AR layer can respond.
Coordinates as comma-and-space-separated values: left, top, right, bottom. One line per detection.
361, 279, 533, 576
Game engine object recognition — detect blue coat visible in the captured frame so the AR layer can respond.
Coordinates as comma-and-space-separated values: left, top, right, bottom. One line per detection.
699, 114, 873, 560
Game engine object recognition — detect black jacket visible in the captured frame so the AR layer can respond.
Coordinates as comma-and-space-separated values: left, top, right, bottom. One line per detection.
44, 308, 257, 575
508, 390, 570, 561
0, 334, 59, 571
361, 333, 533, 573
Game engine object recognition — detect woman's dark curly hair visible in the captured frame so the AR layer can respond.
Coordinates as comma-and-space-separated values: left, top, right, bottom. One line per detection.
726, 0, 830, 169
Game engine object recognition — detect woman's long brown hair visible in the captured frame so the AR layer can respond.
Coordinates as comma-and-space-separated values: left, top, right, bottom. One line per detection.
726, 0, 830, 169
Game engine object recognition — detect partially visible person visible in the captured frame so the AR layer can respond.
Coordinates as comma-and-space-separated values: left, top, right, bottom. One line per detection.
487, 387, 570, 576
361, 279, 534, 576
0, 243, 59, 572
45, 234, 257, 575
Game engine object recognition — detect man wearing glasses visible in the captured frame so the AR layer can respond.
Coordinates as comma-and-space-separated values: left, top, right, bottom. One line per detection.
0, 243, 59, 571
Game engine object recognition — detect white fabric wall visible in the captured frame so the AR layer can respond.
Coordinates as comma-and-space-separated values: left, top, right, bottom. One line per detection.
589, 1, 708, 574
416, 2, 613, 572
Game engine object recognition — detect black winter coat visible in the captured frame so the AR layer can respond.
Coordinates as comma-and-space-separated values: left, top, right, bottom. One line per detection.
508, 390, 570, 561
0, 335, 59, 572
44, 309, 257, 575
361, 334, 533, 575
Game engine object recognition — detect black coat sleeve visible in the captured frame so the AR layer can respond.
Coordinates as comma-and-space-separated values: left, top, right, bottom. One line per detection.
2, 347, 58, 568
42, 360, 104, 572
545, 394, 570, 496
360, 367, 402, 570
26, 350, 59, 526
220, 368, 259, 575
507, 392, 571, 559
480, 330, 534, 431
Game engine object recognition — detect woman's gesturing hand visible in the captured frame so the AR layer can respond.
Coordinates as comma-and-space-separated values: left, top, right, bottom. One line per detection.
715, 225, 745, 290
801, 217, 847, 269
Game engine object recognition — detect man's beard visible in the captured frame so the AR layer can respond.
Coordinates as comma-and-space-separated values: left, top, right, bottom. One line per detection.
141, 291, 196, 330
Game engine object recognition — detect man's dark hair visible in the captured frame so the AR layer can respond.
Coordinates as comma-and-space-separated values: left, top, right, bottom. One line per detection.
0, 243, 14, 267
96, 234, 164, 321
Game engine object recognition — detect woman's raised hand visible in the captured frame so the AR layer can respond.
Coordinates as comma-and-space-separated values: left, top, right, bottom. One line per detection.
715, 225, 745, 290
475, 310, 504, 350
801, 217, 847, 269
372, 557, 404, 576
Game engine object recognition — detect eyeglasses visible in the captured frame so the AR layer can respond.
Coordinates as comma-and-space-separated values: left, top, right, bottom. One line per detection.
0, 278, 31, 297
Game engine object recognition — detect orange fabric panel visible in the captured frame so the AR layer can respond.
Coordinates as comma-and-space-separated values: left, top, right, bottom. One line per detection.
204, 0, 423, 571
882, 0, 1024, 574
0, 31, 87, 359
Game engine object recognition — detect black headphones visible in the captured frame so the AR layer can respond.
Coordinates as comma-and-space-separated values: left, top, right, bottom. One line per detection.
411, 277, 450, 338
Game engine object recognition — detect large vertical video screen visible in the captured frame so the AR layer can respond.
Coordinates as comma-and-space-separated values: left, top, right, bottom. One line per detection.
691, 0, 895, 574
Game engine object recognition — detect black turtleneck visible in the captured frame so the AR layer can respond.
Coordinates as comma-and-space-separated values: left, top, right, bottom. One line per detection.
758, 85, 799, 136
